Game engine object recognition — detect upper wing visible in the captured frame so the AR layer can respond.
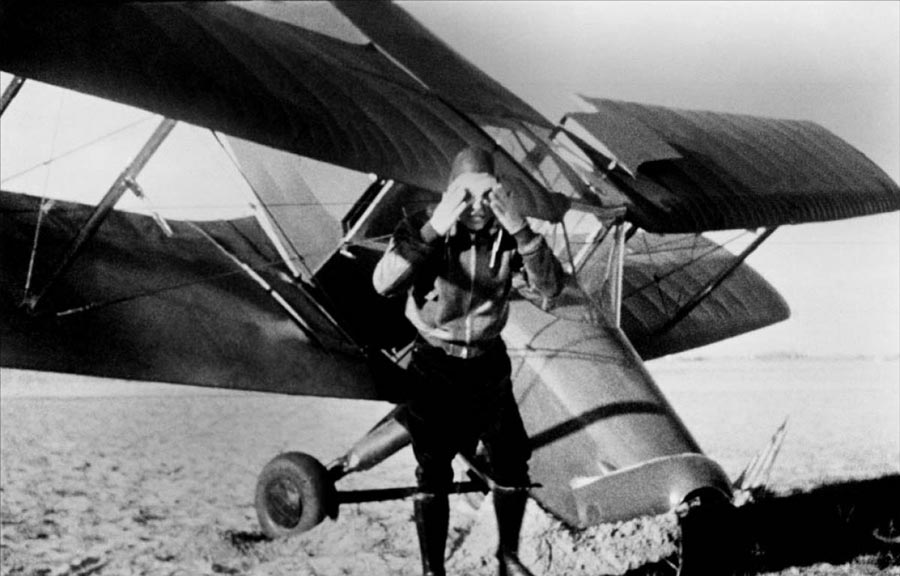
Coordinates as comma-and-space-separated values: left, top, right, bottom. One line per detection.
331, 0, 550, 129
0, 1, 567, 220
564, 97, 900, 232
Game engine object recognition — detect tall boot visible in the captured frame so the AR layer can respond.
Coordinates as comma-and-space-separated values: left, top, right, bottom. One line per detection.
494, 489, 537, 576
413, 493, 449, 576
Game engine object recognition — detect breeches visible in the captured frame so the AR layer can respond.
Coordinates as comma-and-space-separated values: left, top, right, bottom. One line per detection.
397, 340, 532, 493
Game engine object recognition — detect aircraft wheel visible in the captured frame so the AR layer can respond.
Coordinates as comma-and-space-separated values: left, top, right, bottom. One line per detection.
674, 488, 740, 576
255, 452, 334, 539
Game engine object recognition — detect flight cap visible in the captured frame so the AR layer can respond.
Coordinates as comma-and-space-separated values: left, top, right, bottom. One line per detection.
448, 146, 495, 187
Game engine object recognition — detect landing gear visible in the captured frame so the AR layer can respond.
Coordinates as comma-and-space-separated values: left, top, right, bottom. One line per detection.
254, 452, 335, 539
253, 411, 486, 540
254, 411, 412, 539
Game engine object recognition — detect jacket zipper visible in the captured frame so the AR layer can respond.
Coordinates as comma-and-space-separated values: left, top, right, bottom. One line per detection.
464, 240, 477, 357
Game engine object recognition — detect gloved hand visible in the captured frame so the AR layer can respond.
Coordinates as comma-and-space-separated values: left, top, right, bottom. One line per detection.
428, 174, 471, 235
430, 172, 500, 235
489, 184, 527, 235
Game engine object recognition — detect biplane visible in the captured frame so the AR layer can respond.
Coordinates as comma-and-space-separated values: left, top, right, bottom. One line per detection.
1, 1, 898, 569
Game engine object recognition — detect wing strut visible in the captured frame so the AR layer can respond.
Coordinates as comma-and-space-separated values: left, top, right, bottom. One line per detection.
188, 223, 327, 351
610, 220, 627, 327
651, 227, 778, 338
0, 75, 25, 116
208, 132, 363, 352
24, 117, 177, 312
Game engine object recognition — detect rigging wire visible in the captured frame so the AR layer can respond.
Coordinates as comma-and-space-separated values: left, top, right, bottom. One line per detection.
641, 231, 672, 316
53, 256, 290, 318
690, 231, 701, 260
210, 131, 317, 280
623, 230, 752, 300
556, 218, 602, 325
210, 131, 362, 351
187, 221, 327, 351
1, 114, 156, 185
630, 231, 712, 254
508, 129, 554, 191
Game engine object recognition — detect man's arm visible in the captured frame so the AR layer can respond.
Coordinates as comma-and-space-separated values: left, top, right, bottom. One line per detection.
490, 186, 564, 299
513, 228, 564, 298
371, 215, 438, 297
373, 175, 473, 297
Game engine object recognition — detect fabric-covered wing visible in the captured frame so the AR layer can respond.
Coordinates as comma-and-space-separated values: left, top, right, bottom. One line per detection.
331, 0, 550, 128
0, 1, 566, 220
620, 232, 790, 359
0, 191, 402, 400
566, 98, 900, 232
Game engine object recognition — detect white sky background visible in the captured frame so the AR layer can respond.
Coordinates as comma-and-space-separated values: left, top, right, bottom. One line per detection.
1, 1, 898, 358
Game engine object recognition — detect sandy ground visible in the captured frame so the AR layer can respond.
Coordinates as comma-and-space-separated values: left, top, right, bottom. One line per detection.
1, 358, 898, 575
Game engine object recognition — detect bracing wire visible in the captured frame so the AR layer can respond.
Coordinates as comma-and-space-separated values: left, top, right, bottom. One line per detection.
209, 131, 318, 281
557, 218, 604, 325
209, 131, 362, 351
53, 256, 289, 318
187, 221, 327, 351
629, 232, 719, 255
623, 230, 752, 300
642, 231, 672, 315
1, 115, 156, 185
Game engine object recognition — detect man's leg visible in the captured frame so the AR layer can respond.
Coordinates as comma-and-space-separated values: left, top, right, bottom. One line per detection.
404, 429, 454, 576
413, 484, 449, 576
400, 346, 459, 576
493, 489, 534, 576
482, 387, 537, 576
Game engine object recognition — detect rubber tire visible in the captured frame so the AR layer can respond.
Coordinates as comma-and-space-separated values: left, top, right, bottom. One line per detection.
255, 452, 333, 539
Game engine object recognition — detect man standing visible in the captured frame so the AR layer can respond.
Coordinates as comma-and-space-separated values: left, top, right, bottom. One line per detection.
373, 147, 563, 576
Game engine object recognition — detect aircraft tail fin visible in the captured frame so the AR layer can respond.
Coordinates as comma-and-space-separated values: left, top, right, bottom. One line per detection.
733, 417, 789, 505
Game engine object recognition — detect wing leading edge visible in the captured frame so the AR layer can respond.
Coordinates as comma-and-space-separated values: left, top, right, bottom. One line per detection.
565, 98, 900, 233
0, 1, 567, 221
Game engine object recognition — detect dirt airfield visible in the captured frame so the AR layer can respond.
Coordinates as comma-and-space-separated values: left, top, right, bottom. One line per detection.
1, 359, 898, 575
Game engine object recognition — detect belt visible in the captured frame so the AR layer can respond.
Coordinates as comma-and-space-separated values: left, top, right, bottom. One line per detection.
419, 335, 503, 359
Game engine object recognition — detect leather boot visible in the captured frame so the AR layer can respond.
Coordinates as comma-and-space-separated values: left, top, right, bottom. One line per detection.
494, 489, 537, 576
413, 493, 449, 576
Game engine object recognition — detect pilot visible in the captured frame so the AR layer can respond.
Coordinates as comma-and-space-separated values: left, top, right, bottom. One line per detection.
372, 146, 563, 576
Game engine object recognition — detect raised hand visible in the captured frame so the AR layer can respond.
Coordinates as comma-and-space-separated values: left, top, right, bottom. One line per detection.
428, 174, 471, 235
488, 184, 527, 235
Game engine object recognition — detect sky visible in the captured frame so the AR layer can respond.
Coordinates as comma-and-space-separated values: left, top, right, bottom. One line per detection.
1, 1, 898, 359
400, 0, 900, 358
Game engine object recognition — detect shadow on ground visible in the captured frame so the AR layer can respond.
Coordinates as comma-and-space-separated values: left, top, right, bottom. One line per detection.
739, 474, 900, 573
216, 475, 900, 576
627, 474, 900, 575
